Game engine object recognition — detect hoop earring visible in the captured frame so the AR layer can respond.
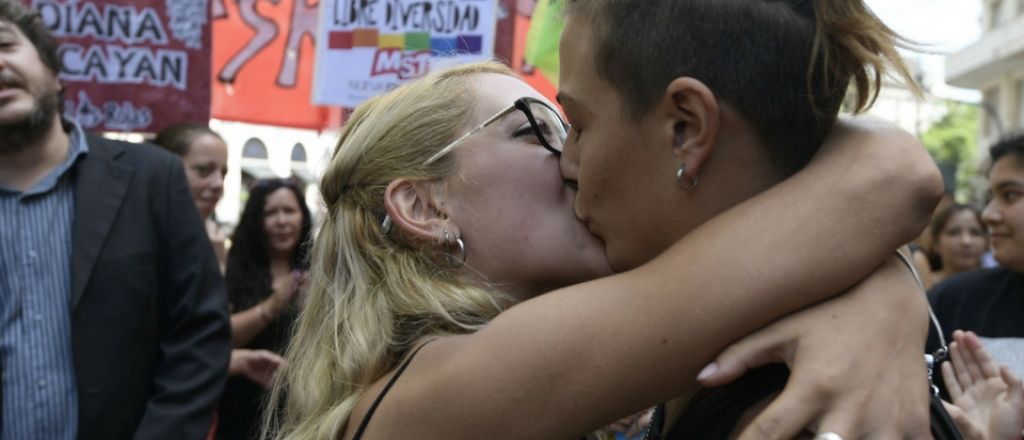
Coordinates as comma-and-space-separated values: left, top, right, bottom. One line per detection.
444, 229, 467, 268
676, 163, 698, 190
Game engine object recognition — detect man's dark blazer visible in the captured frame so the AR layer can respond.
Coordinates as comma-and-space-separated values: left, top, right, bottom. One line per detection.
69, 132, 232, 440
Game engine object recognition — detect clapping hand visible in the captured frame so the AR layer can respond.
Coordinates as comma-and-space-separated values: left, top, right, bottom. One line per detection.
941, 330, 1024, 440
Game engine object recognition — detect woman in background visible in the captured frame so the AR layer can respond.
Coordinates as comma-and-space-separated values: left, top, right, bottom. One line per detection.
929, 204, 989, 286
154, 124, 287, 438
154, 124, 231, 269
220, 177, 312, 440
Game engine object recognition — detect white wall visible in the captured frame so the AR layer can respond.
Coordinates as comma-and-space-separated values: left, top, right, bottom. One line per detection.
208, 119, 339, 226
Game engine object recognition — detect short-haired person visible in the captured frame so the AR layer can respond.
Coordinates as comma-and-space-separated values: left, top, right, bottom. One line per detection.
0, 1, 231, 438
265, 1, 943, 434
928, 133, 1024, 401
927, 204, 988, 286
557, 1, 940, 438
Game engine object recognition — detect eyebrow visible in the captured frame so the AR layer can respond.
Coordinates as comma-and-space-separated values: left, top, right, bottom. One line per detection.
993, 180, 1024, 191
555, 92, 577, 106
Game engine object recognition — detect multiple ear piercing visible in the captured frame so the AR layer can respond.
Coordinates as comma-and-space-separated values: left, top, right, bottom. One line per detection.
380, 214, 467, 268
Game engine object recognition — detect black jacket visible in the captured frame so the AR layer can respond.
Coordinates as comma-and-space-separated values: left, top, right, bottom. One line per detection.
69, 132, 231, 440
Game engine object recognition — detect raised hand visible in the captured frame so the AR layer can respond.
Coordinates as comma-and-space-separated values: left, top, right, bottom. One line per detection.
941, 330, 1024, 440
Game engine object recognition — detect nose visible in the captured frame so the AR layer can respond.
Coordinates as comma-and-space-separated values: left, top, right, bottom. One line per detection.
266, 211, 282, 228
210, 171, 225, 193
982, 199, 1001, 227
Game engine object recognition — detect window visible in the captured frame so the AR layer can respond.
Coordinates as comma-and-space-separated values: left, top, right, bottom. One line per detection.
991, 0, 1005, 28
242, 138, 268, 159
1017, 79, 1024, 131
984, 87, 1002, 137
290, 143, 307, 162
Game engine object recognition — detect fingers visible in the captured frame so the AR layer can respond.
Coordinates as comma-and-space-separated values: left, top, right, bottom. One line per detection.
949, 340, 976, 389
735, 388, 821, 440
1000, 364, 1024, 409
253, 350, 286, 370
942, 400, 985, 440
957, 334, 987, 383
697, 330, 790, 388
942, 360, 965, 402
961, 331, 1001, 379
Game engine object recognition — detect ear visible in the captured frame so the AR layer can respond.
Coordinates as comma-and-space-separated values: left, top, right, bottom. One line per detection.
383, 178, 447, 243
664, 77, 719, 180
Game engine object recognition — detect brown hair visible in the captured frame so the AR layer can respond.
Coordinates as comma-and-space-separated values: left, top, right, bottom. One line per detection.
153, 123, 223, 157
563, 0, 921, 177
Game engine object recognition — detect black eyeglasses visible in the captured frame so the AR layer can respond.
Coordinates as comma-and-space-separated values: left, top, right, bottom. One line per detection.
424, 97, 569, 165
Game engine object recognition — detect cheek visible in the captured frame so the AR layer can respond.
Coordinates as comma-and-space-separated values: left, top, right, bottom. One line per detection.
1008, 206, 1024, 231
188, 179, 206, 199
287, 213, 304, 232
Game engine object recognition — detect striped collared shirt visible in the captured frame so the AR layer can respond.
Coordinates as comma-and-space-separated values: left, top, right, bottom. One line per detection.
0, 120, 88, 439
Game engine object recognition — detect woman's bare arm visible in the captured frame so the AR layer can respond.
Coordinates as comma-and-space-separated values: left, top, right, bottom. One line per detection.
701, 254, 933, 440
350, 116, 942, 440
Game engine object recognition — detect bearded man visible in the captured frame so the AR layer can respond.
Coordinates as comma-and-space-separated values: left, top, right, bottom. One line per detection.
0, 1, 231, 438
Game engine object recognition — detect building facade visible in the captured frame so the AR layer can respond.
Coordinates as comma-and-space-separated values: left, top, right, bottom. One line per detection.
209, 120, 336, 228
946, 0, 1024, 148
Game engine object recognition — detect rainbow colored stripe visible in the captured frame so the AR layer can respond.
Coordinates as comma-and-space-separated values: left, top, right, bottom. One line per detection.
328, 29, 482, 56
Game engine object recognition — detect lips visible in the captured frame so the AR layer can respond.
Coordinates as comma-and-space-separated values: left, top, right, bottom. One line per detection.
0, 76, 24, 101
0, 84, 19, 98
0, 70, 25, 90
989, 232, 1011, 246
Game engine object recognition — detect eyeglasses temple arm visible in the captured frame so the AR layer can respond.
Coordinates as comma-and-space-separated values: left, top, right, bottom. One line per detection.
424, 105, 518, 165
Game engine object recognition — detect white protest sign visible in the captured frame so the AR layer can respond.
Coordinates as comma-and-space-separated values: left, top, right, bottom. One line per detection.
312, 0, 496, 107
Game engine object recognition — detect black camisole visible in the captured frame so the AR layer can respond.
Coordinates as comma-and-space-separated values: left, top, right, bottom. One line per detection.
351, 341, 435, 440
350, 340, 589, 440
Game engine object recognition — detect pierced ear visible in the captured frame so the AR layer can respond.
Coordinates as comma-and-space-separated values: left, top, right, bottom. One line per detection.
383, 178, 447, 242
665, 77, 719, 178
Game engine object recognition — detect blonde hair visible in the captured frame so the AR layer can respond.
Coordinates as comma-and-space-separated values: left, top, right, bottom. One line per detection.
263, 61, 519, 440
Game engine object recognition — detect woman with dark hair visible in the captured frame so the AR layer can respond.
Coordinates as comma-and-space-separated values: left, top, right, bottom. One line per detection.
928, 204, 988, 286
220, 177, 313, 440
154, 124, 287, 439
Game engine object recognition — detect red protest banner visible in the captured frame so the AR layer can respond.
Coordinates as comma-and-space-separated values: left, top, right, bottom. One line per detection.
211, 0, 340, 130
27, 0, 211, 133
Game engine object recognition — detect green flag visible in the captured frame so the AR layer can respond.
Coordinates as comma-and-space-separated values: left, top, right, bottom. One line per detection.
524, 0, 564, 85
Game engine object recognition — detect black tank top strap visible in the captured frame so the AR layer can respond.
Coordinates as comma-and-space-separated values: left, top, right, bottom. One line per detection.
351, 339, 437, 440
